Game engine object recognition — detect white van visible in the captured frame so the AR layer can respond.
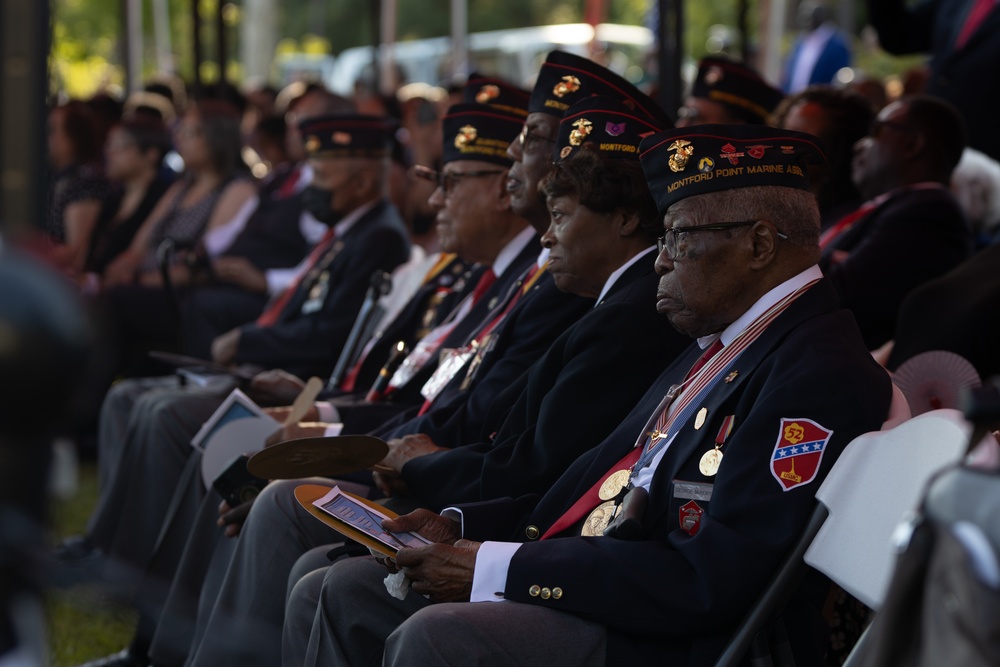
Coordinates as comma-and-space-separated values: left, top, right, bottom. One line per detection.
327, 22, 654, 94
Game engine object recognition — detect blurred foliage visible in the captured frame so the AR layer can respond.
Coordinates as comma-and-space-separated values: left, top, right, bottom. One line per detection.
51, 0, 932, 98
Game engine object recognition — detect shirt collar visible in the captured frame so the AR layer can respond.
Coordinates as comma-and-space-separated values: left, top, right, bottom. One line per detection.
595, 246, 657, 305
492, 226, 538, 278
333, 198, 379, 238
696, 264, 823, 349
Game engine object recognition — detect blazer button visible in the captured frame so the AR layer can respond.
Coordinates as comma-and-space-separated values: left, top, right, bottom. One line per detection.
525, 525, 540, 540
552, 587, 563, 600
529, 585, 541, 597
540, 587, 552, 600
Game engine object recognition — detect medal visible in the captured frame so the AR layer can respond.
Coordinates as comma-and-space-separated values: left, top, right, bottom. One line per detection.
694, 407, 708, 430
582, 500, 618, 536
699, 447, 723, 476
598, 469, 630, 501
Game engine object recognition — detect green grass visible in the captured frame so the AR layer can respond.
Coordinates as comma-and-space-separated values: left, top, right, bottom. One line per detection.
48, 461, 137, 666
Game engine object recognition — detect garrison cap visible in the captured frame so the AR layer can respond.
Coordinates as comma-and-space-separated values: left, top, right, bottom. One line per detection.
690, 57, 785, 124
463, 72, 530, 118
530, 51, 673, 128
639, 124, 826, 213
442, 103, 523, 166
299, 114, 397, 159
554, 95, 664, 162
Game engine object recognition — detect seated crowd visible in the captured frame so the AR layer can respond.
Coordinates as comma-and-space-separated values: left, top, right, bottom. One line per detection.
34, 39, 1000, 667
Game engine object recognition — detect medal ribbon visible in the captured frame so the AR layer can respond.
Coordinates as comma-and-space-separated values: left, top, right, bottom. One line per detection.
540, 277, 820, 540
256, 228, 337, 326
415, 262, 547, 416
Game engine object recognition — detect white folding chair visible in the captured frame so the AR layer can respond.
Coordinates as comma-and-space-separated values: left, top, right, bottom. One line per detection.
715, 409, 969, 667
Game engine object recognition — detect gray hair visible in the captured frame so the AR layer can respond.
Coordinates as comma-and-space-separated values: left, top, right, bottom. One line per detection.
706, 186, 821, 248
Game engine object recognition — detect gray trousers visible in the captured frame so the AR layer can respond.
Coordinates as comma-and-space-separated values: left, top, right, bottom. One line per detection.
296, 556, 607, 667
89, 376, 231, 578
183, 479, 342, 667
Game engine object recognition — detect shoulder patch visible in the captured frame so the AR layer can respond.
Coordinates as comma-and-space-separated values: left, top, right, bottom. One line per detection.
770, 418, 833, 492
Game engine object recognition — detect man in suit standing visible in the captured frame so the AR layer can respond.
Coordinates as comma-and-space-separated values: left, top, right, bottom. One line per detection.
782, 1, 852, 93
866, 0, 1000, 162
820, 94, 971, 349
295, 124, 893, 666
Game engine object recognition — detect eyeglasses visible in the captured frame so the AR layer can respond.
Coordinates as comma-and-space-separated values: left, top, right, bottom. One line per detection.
517, 125, 556, 152
657, 220, 788, 260
412, 165, 506, 195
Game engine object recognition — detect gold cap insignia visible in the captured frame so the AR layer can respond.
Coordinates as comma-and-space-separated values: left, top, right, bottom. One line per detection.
704, 65, 724, 86
475, 84, 500, 104
559, 145, 573, 159
332, 131, 352, 145
304, 135, 321, 153
568, 118, 593, 146
667, 139, 695, 173
553, 75, 581, 98
454, 124, 478, 148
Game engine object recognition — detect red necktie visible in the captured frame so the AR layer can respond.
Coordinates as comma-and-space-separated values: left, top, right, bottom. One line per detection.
956, 0, 996, 49
818, 201, 877, 252
256, 228, 335, 327
540, 340, 725, 540
276, 165, 302, 199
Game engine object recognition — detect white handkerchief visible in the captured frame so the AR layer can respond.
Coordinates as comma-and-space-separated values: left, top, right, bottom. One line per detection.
384, 570, 411, 600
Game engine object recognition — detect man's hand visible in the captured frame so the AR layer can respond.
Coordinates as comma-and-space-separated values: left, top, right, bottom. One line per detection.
213, 256, 267, 293
372, 468, 410, 498
382, 508, 461, 545
211, 328, 241, 365
394, 540, 481, 603
264, 422, 330, 447
217, 497, 256, 538
380, 434, 449, 474
251, 369, 310, 407
263, 404, 320, 424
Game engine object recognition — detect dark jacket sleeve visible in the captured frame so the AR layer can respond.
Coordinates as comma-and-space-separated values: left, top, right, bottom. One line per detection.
235, 221, 410, 377
403, 289, 689, 509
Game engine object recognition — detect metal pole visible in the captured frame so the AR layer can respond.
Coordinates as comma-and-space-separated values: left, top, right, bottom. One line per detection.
0, 0, 49, 235
449, 0, 468, 82
379, 0, 397, 96
127, 0, 143, 92
191, 0, 203, 92
658, 0, 683, 117
153, 0, 174, 73
216, 1, 227, 84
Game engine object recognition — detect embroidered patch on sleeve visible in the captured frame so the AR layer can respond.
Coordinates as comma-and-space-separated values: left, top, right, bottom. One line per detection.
770, 418, 833, 492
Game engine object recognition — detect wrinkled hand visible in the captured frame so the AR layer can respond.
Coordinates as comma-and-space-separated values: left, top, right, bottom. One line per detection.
217, 497, 256, 538
211, 328, 241, 365
251, 369, 310, 408
372, 468, 410, 498
263, 422, 330, 447
395, 540, 481, 602
382, 509, 461, 545
380, 434, 449, 474
213, 256, 267, 293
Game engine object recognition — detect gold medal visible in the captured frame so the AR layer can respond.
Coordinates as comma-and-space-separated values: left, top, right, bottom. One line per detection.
699, 447, 723, 476
582, 500, 618, 536
694, 407, 708, 430
598, 469, 631, 501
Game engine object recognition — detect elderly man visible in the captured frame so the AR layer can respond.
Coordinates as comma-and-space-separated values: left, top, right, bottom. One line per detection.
297, 124, 893, 666
820, 94, 971, 349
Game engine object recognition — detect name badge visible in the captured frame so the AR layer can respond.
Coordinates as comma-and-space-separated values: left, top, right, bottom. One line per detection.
672, 480, 714, 502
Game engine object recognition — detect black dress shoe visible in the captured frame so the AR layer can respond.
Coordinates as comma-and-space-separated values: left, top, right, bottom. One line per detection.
76, 648, 147, 667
